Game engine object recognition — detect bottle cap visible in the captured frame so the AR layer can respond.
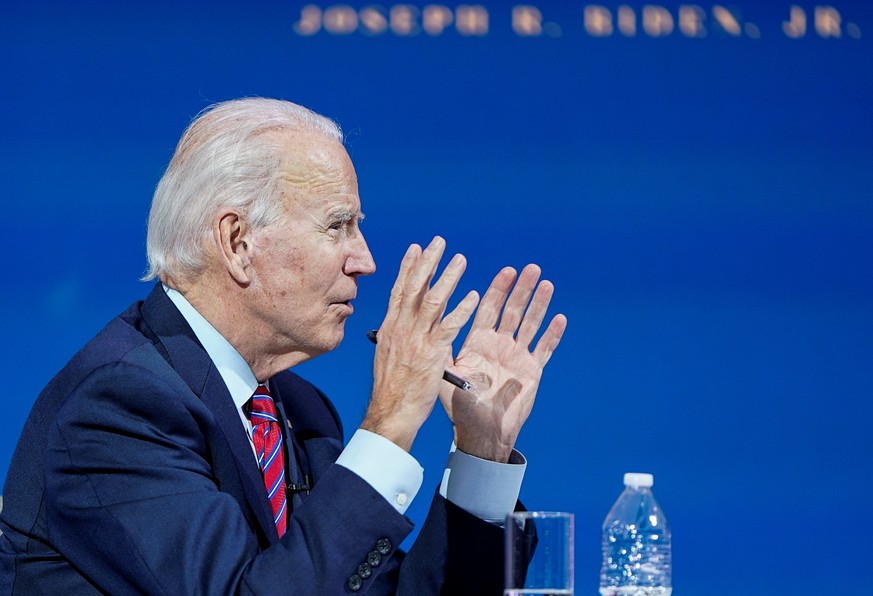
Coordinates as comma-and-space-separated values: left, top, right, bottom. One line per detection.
623, 472, 654, 487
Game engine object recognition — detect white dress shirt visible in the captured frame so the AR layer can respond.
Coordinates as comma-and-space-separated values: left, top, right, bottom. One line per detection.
165, 286, 524, 523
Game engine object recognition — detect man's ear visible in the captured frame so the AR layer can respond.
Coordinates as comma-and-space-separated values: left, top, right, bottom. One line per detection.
214, 210, 251, 285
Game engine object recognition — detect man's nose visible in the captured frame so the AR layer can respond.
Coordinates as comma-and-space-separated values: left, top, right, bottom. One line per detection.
345, 232, 376, 276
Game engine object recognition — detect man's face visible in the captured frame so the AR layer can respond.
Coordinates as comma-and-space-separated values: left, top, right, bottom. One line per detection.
244, 131, 376, 363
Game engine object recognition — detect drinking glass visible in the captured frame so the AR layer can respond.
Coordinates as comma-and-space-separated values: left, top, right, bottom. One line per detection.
505, 511, 574, 596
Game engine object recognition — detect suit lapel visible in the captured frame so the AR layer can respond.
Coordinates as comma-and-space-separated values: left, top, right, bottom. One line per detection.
140, 284, 280, 545
274, 401, 309, 511
270, 371, 344, 485
198, 369, 280, 544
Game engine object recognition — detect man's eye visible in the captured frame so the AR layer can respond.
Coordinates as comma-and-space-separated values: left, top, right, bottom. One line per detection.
326, 213, 361, 237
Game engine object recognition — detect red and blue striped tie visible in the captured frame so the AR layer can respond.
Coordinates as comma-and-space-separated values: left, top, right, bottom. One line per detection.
250, 384, 287, 537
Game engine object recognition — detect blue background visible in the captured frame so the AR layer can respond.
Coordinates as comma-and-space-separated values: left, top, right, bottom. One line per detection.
3, 1, 872, 593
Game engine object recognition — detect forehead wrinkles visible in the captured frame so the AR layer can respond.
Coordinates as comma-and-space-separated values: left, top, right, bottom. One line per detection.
278, 134, 354, 192
279, 169, 348, 196
280, 169, 358, 230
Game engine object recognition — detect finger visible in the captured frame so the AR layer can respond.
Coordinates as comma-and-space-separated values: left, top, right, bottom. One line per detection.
533, 313, 568, 366
383, 244, 421, 327
469, 267, 516, 331
515, 279, 554, 348
496, 264, 541, 335
415, 253, 467, 333
437, 290, 480, 343
400, 236, 446, 314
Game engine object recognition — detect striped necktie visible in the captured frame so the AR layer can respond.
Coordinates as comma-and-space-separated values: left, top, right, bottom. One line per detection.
249, 384, 287, 537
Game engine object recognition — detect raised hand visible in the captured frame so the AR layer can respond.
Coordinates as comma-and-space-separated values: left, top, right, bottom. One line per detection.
362, 237, 480, 452
439, 264, 567, 462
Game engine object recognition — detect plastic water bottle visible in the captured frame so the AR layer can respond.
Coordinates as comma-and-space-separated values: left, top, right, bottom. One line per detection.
599, 472, 672, 595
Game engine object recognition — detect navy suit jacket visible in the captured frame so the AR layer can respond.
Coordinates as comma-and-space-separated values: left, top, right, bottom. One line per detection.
0, 285, 507, 594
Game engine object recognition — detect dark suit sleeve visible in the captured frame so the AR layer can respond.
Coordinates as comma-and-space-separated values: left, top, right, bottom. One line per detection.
274, 373, 514, 595
388, 494, 508, 595
45, 358, 416, 595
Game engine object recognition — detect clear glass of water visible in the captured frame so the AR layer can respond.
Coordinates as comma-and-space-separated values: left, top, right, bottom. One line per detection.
505, 511, 574, 596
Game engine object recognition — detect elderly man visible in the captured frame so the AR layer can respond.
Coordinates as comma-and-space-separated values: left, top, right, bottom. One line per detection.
0, 98, 566, 594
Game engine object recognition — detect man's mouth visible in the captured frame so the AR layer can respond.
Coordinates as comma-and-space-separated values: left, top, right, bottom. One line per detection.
333, 299, 354, 313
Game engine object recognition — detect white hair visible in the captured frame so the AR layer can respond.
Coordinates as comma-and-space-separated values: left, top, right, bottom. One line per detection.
143, 97, 343, 282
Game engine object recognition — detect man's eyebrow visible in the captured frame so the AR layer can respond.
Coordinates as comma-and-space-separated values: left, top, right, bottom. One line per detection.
327, 209, 365, 222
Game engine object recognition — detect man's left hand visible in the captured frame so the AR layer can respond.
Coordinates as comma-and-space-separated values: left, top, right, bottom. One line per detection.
439, 264, 567, 463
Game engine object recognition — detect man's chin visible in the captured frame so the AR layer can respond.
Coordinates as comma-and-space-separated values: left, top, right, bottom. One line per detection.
326, 329, 345, 352
319, 323, 347, 353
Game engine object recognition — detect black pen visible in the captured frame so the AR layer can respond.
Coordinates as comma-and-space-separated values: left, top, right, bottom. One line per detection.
366, 330, 475, 393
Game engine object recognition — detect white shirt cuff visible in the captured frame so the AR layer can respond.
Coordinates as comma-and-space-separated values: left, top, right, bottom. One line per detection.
335, 429, 423, 515
439, 444, 526, 524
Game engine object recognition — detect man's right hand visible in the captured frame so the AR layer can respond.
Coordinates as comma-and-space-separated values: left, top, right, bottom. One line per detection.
362, 237, 479, 452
